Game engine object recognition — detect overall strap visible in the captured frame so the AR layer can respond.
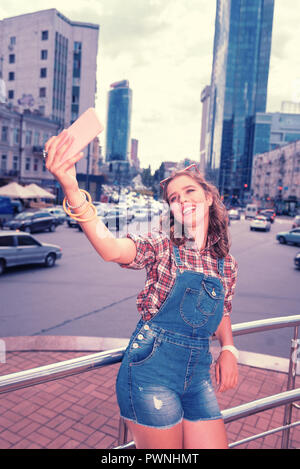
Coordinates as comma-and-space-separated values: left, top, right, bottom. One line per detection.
172, 245, 184, 267
217, 258, 225, 277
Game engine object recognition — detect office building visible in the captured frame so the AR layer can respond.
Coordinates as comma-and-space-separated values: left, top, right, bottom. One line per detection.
130, 138, 140, 171
251, 112, 300, 157
105, 80, 132, 168
0, 9, 100, 175
199, 85, 211, 175
206, 0, 274, 200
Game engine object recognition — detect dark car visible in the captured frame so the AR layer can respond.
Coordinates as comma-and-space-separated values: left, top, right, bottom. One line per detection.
0, 231, 62, 275
43, 207, 67, 225
258, 209, 276, 223
294, 252, 300, 270
3, 211, 59, 233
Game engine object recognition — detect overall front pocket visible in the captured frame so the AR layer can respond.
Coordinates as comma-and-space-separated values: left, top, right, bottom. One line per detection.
129, 328, 160, 367
180, 280, 223, 327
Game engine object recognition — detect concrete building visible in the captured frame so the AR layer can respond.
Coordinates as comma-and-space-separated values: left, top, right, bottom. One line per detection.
0, 9, 100, 175
251, 140, 300, 215
0, 102, 59, 192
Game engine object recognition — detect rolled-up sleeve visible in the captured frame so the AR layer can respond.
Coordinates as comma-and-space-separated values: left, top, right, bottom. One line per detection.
224, 254, 238, 315
118, 232, 163, 270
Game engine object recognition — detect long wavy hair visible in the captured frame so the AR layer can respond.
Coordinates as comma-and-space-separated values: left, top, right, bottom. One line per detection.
160, 169, 230, 258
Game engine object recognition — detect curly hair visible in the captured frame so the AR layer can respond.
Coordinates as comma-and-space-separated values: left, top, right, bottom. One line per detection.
159, 170, 231, 258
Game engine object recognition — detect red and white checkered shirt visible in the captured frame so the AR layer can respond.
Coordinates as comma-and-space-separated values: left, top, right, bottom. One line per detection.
120, 231, 238, 321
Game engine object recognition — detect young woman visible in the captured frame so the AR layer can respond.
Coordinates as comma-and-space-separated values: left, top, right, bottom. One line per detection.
44, 131, 238, 449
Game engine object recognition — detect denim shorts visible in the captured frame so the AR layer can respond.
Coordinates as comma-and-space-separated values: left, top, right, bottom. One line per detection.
116, 322, 222, 429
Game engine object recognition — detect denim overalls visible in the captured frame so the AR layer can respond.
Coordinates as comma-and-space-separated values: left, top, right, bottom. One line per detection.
116, 244, 225, 428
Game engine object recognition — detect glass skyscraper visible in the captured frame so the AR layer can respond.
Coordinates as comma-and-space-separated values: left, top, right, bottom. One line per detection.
207, 0, 274, 199
105, 80, 132, 164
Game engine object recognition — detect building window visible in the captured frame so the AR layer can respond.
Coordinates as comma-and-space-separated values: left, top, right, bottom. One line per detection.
41, 50, 48, 60
1, 126, 8, 142
13, 156, 19, 171
39, 87, 46, 98
8, 90, 14, 99
34, 158, 39, 171
10, 36, 16, 45
40, 68, 47, 78
1, 155, 7, 170
13, 128, 19, 145
8, 72, 15, 81
34, 131, 40, 146
9, 54, 15, 63
25, 158, 31, 171
25, 130, 32, 145
41, 30, 48, 41
42, 133, 49, 145
42, 159, 46, 172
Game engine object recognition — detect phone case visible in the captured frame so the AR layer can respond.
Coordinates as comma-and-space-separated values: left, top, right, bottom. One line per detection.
59, 108, 104, 164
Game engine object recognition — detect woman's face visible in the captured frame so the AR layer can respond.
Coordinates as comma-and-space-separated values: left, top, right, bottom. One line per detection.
166, 174, 212, 230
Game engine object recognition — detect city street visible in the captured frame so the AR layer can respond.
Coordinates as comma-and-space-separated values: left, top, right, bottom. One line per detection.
0, 214, 299, 358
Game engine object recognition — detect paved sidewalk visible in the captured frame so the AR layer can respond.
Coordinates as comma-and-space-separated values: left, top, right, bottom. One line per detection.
0, 337, 299, 450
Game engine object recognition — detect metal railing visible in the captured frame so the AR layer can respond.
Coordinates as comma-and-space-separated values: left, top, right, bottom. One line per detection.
0, 314, 299, 449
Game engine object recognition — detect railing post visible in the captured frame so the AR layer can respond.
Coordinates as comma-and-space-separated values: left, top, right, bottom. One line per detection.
281, 325, 299, 449
118, 417, 128, 446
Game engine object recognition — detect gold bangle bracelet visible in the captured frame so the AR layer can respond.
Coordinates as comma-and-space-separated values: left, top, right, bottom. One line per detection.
63, 198, 92, 218
71, 203, 98, 222
63, 189, 92, 217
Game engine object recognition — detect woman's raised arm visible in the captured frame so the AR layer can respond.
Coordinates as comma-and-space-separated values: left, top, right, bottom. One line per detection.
44, 131, 137, 264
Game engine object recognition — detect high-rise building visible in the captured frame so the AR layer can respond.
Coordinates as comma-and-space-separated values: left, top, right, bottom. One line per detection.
207, 0, 274, 199
199, 85, 211, 175
0, 9, 99, 175
105, 80, 132, 166
130, 138, 140, 170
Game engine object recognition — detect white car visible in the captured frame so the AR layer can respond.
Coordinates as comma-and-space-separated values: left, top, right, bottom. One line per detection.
250, 216, 271, 232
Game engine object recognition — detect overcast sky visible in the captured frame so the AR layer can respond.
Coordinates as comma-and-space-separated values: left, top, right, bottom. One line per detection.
1, 0, 300, 170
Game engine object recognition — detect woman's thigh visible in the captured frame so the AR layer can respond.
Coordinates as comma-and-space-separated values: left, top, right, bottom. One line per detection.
125, 419, 183, 449
183, 418, 228, 449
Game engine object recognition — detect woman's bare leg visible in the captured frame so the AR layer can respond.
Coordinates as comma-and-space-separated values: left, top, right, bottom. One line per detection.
125, 419, 183, 449
183, 418, 228, 449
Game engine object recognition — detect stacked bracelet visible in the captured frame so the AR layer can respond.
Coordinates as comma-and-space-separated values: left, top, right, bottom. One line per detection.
62, 189, 98, 223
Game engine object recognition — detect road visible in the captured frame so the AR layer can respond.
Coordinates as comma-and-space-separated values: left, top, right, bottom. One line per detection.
0, 214, 299, 358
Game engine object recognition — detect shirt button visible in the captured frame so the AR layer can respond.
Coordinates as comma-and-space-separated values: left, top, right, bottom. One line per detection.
144, 324, 150, 330
132, 343, 139, 349
138, 334, 144, 340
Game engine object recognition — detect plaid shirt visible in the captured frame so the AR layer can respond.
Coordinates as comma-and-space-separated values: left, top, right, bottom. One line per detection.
120, 231, 238, 321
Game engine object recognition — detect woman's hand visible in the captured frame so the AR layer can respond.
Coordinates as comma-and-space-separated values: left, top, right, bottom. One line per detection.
215, 350, 238, 393
44, 130, 84, 194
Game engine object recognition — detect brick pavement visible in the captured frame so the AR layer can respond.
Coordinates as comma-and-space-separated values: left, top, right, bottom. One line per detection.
0, 342, 299, 449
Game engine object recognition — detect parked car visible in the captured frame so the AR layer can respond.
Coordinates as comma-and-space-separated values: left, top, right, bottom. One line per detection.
245, 204, 258, 219
292, 215, 300, 229
0, 231, 62, 275
276, 228, 300, 246
250, 215, 271, 232
258, 209, 276, 223
3, 211, 60, 233
43, 207, 67, 225
228, 209, 240, 220
294, 252, 300, 270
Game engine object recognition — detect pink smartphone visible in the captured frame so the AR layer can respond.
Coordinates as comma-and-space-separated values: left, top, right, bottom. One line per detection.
59, 108, 104, 164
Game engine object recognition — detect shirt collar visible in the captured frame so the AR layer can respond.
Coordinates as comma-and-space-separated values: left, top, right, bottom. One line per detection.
185, 233, 220, 251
